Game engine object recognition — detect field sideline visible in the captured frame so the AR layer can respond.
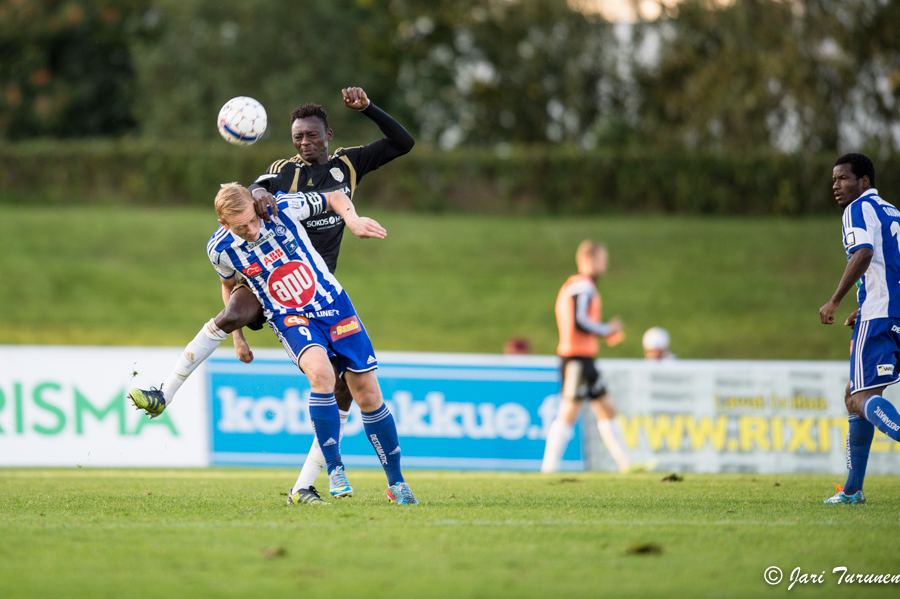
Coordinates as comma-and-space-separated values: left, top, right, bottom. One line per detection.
2, 468, 899, 598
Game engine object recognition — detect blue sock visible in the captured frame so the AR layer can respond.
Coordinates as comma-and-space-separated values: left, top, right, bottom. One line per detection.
843, 414, 874, 495
863, 395, 900, 442
362, 403, 404, 485
308, 392, 342, 473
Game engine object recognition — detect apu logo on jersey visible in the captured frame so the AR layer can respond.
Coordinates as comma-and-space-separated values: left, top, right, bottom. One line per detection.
285, 315, 309, 327
268, 261, 316, 308
329, 167, 344, 182
242, 262, 263, 277
330, 316, 361, 341
263, 247, 286, 268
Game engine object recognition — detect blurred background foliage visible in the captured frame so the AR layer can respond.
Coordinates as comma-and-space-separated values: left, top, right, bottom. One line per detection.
1, 0, 899, 211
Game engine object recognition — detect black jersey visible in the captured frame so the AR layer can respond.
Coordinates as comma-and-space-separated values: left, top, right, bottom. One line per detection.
247, 102, 413, 273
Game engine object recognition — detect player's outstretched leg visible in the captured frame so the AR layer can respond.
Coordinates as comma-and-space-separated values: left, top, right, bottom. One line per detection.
862, 396, 900, 442
825, 413, 873, 504
348, 371, 417, 505
128, 319, 228, 417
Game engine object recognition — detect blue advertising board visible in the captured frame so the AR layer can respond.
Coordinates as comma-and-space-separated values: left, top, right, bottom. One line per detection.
207, 351, 582, 470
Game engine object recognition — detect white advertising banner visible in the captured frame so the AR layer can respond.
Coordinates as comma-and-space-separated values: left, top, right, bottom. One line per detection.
584, 359, 900, 475
0, 346, 208, 467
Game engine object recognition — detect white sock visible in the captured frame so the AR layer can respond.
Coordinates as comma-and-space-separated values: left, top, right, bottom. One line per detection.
161, 319, 227, 405
541, 419, 573, 473
292, 410, 349, 493
597, 417, 631, 472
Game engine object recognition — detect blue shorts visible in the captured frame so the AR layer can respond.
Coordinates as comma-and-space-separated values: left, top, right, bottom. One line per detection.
850, 317, 900, 393
268, 291, 378, 376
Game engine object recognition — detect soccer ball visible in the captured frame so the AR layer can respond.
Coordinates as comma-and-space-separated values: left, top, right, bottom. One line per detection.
217, 97, 267, 145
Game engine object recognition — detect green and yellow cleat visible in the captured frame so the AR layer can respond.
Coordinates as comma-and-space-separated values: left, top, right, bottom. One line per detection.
287, 486, 328, 505
128, 386, 167, 419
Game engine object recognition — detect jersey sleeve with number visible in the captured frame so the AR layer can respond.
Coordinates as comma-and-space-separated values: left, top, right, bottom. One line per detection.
842, 188, 900, 321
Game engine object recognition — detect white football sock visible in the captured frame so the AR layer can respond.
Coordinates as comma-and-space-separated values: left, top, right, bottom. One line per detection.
292, 410, 349, 493
541, 419, 574, 473
161, 319, 228, 405
597, 417, 631, 472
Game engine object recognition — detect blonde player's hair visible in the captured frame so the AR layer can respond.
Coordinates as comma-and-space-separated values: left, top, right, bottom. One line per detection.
575, 239, 606, 263
214, 182, 252, 220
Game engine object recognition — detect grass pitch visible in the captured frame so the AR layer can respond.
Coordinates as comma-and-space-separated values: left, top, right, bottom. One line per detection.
2, 469, 899, 598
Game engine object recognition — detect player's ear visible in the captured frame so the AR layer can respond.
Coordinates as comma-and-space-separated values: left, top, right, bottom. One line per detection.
326, 128, 334, 141
218, 218, 229, 230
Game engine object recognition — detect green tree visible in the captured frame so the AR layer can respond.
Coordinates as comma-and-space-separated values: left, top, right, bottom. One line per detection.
631, 0, 900, 153
0, 0, 146, 139
130, 0, 384, 144
360, 0, 622, 147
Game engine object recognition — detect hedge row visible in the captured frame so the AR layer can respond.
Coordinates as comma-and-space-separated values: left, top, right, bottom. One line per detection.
2, 140, 895, 214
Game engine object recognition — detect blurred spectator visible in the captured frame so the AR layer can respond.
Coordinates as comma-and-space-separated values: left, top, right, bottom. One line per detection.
642, 327, 675, 360
504, 336, 531, 355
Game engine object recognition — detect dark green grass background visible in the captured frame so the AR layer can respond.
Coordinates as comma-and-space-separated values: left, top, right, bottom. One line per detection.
1, 469, 899, 598
0, 206, 850, 359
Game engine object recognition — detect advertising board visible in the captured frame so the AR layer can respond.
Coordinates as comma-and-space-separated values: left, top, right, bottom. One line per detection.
0, 346, 208, 467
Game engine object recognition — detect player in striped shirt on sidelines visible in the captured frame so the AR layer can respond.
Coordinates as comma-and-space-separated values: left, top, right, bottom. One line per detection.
820, 153, 900, 504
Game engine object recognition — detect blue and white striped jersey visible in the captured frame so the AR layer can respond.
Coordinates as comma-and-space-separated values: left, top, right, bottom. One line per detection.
207, 191, 344, 318
842, 188, 900, 321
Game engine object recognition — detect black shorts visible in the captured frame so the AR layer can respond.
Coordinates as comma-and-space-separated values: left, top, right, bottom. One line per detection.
559, 356, 607, 401
234, 277, 266, 331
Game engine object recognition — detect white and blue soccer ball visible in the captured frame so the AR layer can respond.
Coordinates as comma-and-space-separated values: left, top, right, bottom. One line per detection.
217, 96, 267, 145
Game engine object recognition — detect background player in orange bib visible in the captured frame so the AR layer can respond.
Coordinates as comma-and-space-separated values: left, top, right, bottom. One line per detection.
541, 240, 632, 473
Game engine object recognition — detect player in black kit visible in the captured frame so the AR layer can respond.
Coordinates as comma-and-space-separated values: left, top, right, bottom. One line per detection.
128, 87, 414, 504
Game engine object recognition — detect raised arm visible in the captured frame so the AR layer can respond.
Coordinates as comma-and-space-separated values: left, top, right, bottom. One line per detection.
324, 190, 386, 240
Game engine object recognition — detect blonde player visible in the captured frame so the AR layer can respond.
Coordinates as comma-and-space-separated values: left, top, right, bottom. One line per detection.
541, 240, 632, 473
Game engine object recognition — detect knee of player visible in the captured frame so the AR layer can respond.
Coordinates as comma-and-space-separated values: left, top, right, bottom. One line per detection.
346, 372, 383, 410
333, 377, 355, 411
305, 365, 336, 393
593, 397, 616, 419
